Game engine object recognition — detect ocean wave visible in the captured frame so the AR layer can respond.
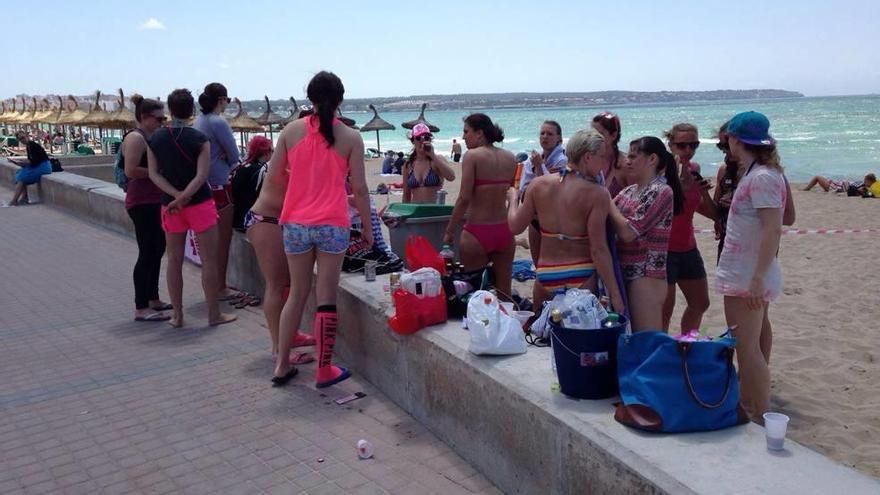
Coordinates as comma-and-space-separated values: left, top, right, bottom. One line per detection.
776, 136, 817, 142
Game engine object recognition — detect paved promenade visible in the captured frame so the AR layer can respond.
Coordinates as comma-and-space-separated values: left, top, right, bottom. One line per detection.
0, 196, 498, 495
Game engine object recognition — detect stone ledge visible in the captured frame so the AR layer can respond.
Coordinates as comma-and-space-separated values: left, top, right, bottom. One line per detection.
3, 158, 877, 494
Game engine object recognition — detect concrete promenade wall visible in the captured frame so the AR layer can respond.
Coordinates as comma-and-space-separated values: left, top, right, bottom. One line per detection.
3, 159, 878, 494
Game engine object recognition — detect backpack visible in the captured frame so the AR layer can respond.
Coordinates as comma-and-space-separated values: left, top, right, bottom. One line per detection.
115, 129, 146, 192
230, 161, 267, 232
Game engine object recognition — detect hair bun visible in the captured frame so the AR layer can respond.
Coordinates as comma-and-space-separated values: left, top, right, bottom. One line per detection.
130, 94, 144, 107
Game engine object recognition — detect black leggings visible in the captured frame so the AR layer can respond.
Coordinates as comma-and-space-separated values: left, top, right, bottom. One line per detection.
127, 204, 166, 309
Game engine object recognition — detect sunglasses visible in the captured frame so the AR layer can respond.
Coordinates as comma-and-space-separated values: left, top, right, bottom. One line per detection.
414, 135, 433, 142
716, 141, 729, 151
673, 141, 700, 150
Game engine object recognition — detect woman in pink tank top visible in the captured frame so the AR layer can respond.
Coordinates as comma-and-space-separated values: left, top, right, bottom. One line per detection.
269, 71, 373, 388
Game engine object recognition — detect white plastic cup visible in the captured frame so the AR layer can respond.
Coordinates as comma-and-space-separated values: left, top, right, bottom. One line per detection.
500, 302, 515, 315
513, 310, 534, 328
762, 412, 790, 451
357, 439, 374, 459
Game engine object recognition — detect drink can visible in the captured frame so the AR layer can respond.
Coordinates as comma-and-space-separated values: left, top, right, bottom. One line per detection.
389, 272, 401, 291
364, 261, 377, 282
436, 189, 447, 205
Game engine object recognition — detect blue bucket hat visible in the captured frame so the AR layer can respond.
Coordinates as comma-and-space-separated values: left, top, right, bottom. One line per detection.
727, 111, 776, 146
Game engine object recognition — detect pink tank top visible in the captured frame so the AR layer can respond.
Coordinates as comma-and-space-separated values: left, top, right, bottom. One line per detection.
279, 116, 350, 228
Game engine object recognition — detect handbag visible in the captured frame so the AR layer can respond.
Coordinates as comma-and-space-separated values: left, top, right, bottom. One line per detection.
342, 229, 403, 274
615, 331, 748, 433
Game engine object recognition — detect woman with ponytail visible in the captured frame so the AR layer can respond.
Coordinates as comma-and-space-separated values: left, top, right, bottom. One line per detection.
123, 94, 171, 322
608, 136, 682, 331
444, 113, 518, 299
194, 82, 240, 301
269, 71, 372, 388
716, 111, 787, 423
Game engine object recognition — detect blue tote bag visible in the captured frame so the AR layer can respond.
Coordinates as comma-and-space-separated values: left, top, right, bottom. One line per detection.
615, 331, 748, 433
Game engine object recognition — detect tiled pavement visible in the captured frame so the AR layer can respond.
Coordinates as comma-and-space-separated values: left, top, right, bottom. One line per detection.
0, 195, 500, 495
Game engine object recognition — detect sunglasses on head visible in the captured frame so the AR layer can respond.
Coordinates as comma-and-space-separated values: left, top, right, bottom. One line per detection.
673, 141, 700, 150
415, 135, 433, 142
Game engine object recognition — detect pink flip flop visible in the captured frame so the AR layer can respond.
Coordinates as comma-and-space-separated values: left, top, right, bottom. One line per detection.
292, 332, 316, 348
272, 351, 315, 365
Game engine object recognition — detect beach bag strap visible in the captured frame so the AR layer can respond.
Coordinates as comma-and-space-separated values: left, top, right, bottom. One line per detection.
166, 126, 195, 164
678, 342, 735, 409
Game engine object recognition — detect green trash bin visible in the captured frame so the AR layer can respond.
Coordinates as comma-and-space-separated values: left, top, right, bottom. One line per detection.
383, 202, 461, 264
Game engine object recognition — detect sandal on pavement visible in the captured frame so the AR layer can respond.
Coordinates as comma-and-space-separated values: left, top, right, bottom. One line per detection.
135, 312, 171, 322
271, 352, 315, 365
292, 332, 316, 348
150, 302, 173, 311
271, 367, 299, 387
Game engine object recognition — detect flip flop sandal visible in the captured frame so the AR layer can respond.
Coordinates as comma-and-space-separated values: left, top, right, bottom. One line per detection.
135, 312, 171, 322
219, 290, 247, 302
290, 352, 314, 365
247, 296, 262, 307
234, 295, 254, 309
292, 332, 316, 348
271, 367, 299, 387
150, 302, 173, 311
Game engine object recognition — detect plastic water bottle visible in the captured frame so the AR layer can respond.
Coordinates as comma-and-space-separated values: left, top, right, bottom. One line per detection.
439, 244, 455, 272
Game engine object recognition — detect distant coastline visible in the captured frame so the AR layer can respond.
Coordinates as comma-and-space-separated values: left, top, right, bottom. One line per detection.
9, 89, 804, 115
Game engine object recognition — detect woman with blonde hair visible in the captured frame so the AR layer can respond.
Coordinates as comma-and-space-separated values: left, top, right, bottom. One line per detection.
507, 128, 624, 313
715, 111, 787, 423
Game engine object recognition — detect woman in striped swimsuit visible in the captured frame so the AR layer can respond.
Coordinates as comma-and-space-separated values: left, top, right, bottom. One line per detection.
507, 128, 625, 314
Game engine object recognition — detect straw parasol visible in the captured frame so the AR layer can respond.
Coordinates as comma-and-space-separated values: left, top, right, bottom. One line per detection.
103, 89, 137, 130
34, 98, 55, 125
227, 97, 264, 150
401, 103, 439, 132
283, 97, 300, 124
359, 104, 395, 153
56, 96, 89, 125
79, 91, 113, 127
227, 97, 263, 132
337, 108, 358, 129
41, 96, 64, 126
255, 95, 286, 140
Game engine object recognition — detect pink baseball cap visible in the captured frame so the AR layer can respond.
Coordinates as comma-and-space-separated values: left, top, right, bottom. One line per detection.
410, 123, 431, 139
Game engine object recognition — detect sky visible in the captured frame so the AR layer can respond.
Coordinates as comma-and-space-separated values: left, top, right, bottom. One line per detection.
4, 0, 879, 101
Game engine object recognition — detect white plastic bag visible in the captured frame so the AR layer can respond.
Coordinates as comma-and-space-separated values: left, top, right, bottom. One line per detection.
467, 290, 527, 356
529, 288, 608, 337
399, 268, 442, 298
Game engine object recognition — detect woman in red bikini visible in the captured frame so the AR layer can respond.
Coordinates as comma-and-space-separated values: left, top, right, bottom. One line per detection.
444, 113, 517, 299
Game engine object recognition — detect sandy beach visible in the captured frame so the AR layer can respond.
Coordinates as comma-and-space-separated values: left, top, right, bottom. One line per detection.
364, 156, 880, 478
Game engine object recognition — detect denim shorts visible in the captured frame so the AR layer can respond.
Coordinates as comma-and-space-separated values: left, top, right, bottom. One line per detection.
282, 223, 349, 255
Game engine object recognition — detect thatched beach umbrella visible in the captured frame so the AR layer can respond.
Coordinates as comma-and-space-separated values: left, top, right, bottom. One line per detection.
359, 104, 395, 153
33, 98, 53, 124
282, 97, 301, 125
337, 108, 358, 129
401, 103, 439, 132
227, 97, 264, 150
103, 89, 137, 130
255, 95, 286, 140
41, 96, 64, 126
56, 96, 88, 126
79, 91, 112, 127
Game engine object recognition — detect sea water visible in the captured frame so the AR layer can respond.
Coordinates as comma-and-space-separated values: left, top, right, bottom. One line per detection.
341, 95, 880, 181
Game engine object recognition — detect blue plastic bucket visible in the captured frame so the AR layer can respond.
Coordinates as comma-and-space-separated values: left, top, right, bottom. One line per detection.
550, 316, 628, 400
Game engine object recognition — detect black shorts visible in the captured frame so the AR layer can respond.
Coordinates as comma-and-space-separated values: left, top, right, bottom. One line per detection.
666, 248, 707, 284
453, 153, 462, 163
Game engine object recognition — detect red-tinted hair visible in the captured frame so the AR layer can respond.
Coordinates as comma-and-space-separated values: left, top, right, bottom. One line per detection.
244, 135, 272, 164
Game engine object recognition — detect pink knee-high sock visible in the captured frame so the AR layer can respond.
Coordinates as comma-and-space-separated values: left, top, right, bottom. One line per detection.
314, 305, 350, 388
